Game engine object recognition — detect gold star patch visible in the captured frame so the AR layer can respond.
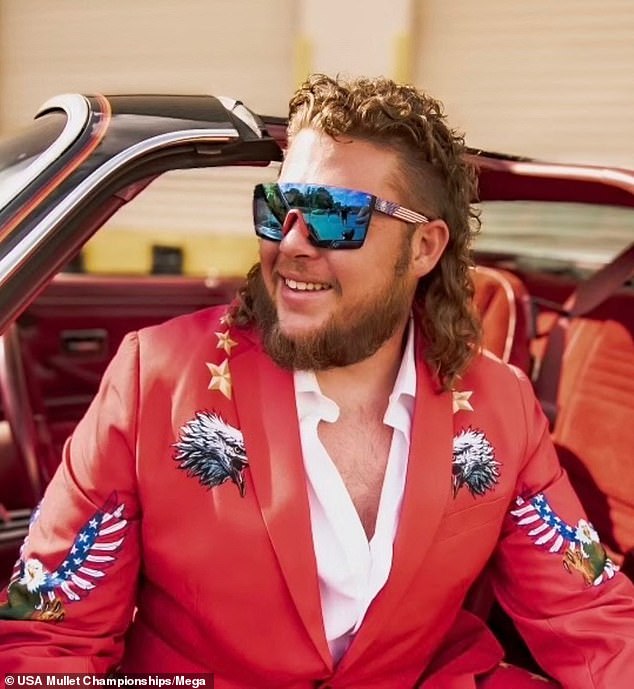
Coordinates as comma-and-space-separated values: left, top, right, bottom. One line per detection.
206, 359, 232, 399
452, 390, 474, 414
215, 330, 238, 356
220, 312, 233, 327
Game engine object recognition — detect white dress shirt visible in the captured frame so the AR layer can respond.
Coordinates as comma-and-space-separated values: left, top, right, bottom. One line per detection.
294, 321, 416, 662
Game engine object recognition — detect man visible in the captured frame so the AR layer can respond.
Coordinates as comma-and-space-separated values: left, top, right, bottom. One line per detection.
1, 74, 633, 687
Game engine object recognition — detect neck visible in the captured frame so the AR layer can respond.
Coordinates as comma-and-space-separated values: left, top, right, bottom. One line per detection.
315, 319, 409, 415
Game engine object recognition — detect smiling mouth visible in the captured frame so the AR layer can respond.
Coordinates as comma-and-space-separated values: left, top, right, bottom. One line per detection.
283, 277, 332, 292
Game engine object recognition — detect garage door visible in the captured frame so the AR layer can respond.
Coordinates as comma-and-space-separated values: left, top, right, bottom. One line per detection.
412, 0, 634, 167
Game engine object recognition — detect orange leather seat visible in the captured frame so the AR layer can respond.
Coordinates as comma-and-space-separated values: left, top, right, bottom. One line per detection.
472, 266, 532, 372
546, 291, 634, 577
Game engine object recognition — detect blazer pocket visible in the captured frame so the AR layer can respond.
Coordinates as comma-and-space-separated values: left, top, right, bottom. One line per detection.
436, 495, 510, 541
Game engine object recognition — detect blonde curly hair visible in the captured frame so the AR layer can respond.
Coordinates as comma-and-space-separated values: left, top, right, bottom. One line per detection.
235, 74, 482, 388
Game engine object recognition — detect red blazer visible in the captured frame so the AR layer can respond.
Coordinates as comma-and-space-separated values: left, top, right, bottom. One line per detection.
1, 305, 633, 688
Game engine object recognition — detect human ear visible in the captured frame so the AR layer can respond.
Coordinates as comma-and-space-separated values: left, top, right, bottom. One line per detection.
410, 219, 450, 278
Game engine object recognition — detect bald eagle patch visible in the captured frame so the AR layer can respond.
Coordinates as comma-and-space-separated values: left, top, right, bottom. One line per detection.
173, 411, 248, 497
452, 428, 500, 498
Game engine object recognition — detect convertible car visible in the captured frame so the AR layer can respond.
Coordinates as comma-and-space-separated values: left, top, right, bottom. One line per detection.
0, 93, 632, 672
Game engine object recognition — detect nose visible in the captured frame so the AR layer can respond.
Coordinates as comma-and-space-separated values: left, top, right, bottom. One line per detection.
279, 209, 319, 258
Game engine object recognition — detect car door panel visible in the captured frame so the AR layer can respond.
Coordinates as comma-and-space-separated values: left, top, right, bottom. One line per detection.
15, 273, 242, 469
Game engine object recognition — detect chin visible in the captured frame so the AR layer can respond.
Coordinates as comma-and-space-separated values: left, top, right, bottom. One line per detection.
277, 318, 324, 342
282, 301, 337, 330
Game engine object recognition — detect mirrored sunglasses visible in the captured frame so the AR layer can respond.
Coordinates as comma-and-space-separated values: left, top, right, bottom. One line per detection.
253, 182, 430, 249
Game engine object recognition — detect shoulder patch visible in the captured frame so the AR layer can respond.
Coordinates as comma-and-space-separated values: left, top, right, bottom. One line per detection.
0, 495, 128, 622
511, 493, 618, 586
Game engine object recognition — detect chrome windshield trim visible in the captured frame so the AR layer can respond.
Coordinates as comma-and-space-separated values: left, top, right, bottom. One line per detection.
0, 127, 239, 287
0, 94, 90, 210
217, 96, 263, 138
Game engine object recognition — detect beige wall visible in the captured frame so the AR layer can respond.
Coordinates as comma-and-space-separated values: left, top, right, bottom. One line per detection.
413, 0, 634, 166
0, 0, 296, 131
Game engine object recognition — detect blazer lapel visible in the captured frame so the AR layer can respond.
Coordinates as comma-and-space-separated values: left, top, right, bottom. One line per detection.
230, 335, 332, 670
338, 334, 454, 671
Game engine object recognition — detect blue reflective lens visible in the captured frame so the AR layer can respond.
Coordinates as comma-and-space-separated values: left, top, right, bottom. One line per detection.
253, 182, 375, 249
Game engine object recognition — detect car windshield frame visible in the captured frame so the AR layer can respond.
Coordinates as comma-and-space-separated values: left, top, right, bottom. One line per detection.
0, 94, 89, 211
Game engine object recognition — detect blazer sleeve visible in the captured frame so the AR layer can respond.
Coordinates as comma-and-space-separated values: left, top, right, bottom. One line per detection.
491, 370, 634, 689
0, 333, 142, 673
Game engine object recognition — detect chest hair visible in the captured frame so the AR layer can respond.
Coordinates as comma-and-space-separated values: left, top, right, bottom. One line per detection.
318, 412, 394, 539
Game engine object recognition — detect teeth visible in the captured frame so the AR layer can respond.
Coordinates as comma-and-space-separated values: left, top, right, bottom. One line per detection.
285, 278, 330, 292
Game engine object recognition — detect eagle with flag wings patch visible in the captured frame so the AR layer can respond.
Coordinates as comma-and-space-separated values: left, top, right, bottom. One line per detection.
511, 493, 618, 586
0, 495, 128, 622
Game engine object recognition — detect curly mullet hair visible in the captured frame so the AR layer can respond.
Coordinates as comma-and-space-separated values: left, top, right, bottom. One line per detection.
235, 74, 482, 389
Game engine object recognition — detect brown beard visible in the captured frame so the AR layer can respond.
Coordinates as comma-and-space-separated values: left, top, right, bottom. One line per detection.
240, 242, 414, 371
